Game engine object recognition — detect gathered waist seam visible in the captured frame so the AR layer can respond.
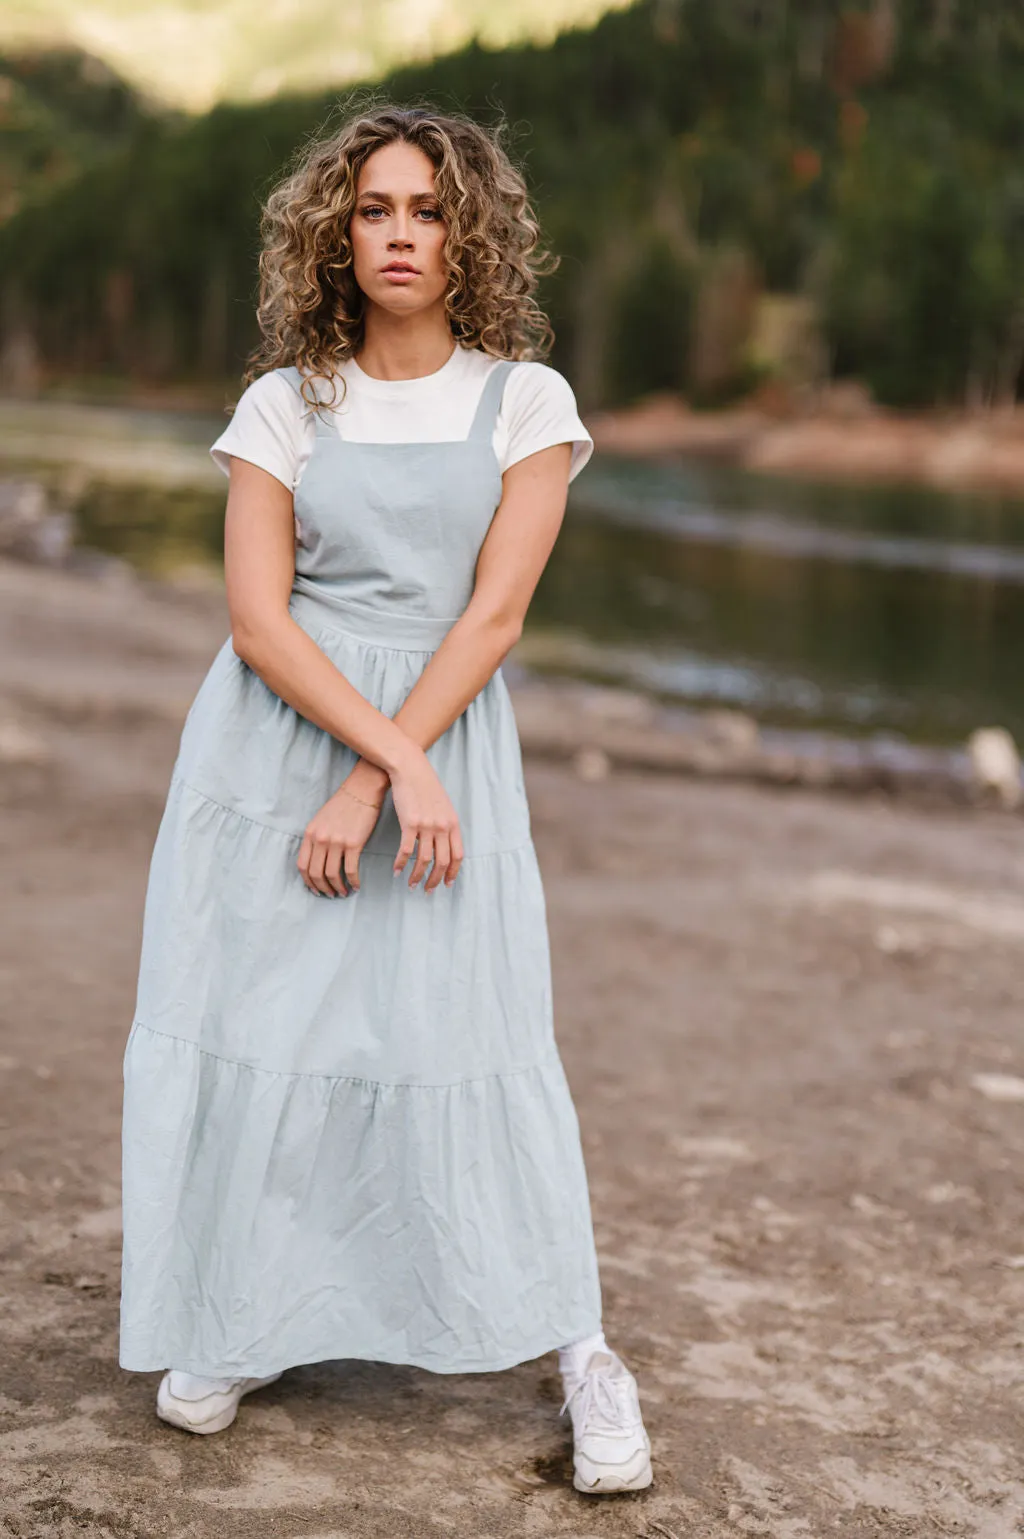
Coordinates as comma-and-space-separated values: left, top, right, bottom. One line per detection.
289, 588, 462, 651
127, 1017, 561, 1089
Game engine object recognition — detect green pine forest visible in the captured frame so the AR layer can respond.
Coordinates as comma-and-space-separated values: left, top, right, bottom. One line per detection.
2, 0, 1024, 411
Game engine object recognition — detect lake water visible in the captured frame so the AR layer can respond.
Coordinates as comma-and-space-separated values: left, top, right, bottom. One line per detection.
532, 456, 1024, 746
4, 398, 1023, 748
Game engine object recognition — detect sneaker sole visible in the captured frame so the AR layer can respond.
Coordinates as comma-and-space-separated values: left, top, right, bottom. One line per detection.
573, 1447, 653, 1493
155, 1371, 283, 1435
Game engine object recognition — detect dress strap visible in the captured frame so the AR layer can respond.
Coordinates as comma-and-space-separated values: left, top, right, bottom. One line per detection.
466, 359, 517, 443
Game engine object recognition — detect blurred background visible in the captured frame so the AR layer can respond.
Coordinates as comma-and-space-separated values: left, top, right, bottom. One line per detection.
2, 0, 1024, 773
6, 10, 1024, 1529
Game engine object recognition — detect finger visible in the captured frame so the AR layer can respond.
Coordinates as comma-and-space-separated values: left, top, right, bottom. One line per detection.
323, 840, 349, 898
424, 830, 450, 892
308, 840, 335, 898
445, 825, 464, 886
408, 830, 433, 888
298, 832, 317, 893
393, 830, 416, 875
343, 844, 361, 892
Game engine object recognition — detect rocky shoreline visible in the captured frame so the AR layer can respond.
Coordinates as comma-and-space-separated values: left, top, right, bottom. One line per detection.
507, 675, 1021, 811
587, 389, 1024, 498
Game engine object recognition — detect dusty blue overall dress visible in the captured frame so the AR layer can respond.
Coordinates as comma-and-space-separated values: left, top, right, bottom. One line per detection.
119, 358, 604, 1377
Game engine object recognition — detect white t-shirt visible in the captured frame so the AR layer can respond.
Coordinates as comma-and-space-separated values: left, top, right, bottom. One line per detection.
209, 342, 594, 490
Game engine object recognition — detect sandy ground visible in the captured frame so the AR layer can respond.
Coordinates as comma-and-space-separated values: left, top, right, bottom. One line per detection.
3, 558, 1024, 1538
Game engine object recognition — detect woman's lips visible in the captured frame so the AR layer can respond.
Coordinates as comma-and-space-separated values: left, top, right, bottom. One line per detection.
382, 267, 419, 283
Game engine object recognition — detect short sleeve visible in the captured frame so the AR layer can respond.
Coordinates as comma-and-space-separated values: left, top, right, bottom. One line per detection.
209, 370, 305, 490
498, 362, 594, 483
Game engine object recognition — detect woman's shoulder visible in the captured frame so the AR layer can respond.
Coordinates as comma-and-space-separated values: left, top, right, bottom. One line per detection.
235, 366, 308, 408
496, 355, 587, 423
466, 348, 570, 387
508, 356, 569, 382
215, 369, 309, 435
491, 354, 593, 481
502, 356, 583, 411
210, 368, 310, 485
471, 350, 568, 381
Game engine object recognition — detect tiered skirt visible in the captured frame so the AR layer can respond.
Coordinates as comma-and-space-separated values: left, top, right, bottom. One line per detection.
119, 590, 602, 1376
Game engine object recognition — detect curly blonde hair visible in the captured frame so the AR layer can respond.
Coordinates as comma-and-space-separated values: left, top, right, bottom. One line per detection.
244, 97, 559, 411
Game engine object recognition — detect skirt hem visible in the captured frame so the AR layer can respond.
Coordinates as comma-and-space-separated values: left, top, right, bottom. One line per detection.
117, 1316, 606, 1380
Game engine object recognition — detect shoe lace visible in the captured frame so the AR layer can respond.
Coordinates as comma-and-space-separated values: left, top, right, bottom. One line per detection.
559, 1365, 636, 1434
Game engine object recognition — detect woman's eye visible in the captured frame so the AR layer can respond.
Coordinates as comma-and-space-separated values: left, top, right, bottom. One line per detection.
359, 205, 441, 221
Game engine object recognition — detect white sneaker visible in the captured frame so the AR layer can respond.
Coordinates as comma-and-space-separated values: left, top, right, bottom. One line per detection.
156, 1369, 283, 1434
560, 1348, 653, 1493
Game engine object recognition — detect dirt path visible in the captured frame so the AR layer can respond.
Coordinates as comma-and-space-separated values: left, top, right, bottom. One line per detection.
2, 560, 1024, 1537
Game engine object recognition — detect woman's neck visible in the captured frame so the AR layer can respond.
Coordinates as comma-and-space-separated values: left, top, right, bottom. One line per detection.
354, 315, 457, 382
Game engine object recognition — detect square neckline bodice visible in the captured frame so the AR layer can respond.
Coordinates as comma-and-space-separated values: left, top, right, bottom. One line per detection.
279, 356, 518, 454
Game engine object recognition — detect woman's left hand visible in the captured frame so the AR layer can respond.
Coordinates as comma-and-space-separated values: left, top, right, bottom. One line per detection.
297, 762, 388, 897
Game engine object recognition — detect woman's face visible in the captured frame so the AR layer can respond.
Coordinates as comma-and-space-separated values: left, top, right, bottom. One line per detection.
350, 141, 449, 318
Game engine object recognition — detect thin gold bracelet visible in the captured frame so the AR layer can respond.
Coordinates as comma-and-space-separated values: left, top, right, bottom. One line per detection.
341, 783, 386, 810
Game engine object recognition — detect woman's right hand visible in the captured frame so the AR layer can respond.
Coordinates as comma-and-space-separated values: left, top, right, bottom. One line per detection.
389, 748, 464, 891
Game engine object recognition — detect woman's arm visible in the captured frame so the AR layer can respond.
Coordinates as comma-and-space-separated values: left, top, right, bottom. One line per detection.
354, 440, 575, 801
224, 458, 416, 778
222, 457, 463, 895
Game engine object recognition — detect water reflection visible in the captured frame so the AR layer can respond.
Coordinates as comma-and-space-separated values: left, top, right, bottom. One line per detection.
533, 460, 1024, 745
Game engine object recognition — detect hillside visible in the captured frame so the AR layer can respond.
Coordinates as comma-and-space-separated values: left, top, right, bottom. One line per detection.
0, 48, 156, 222
0, 0, 632, 111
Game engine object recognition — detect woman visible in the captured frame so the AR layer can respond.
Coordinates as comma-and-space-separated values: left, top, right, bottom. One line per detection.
119, 101, 652, 1495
